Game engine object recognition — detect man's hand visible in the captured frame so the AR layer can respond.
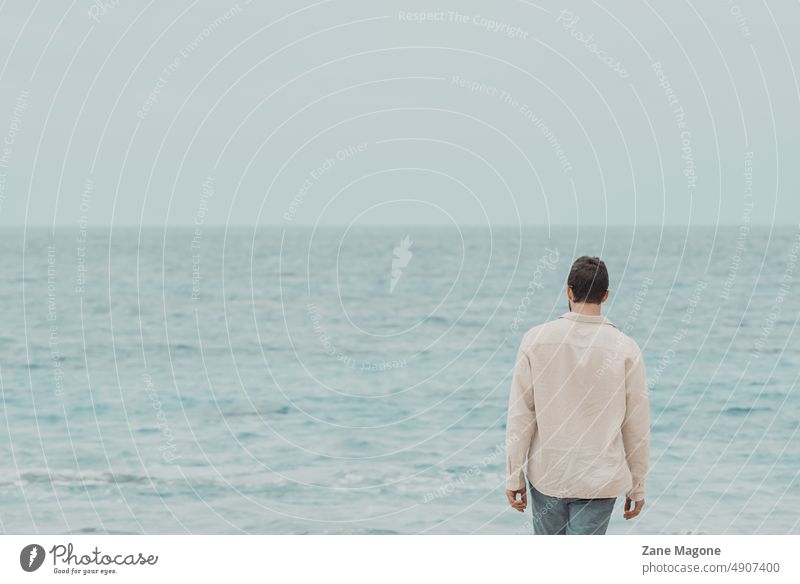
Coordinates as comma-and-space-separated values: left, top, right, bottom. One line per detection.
624, 497, 644, 520
506, 488, 527, 512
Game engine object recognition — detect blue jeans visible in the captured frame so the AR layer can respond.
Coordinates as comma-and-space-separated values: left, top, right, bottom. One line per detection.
529, 482, 616, 535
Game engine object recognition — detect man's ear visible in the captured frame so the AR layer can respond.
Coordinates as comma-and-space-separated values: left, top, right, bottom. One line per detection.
566, 285, 574, 301
601, 289, 610, 303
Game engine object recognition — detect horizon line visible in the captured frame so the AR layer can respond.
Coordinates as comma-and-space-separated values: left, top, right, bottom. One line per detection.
3, 223, 797, 229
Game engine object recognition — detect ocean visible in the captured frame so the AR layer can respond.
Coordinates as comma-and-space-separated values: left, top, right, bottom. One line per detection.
0, 225, 798, 534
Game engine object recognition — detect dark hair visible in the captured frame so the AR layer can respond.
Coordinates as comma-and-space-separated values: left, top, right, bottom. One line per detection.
567, 256, 609, 304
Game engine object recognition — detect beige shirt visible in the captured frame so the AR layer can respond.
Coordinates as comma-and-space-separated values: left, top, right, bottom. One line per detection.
505, 311, 649, 501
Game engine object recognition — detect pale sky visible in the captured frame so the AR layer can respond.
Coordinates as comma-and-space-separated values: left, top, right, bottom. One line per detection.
0, 0, 797, 226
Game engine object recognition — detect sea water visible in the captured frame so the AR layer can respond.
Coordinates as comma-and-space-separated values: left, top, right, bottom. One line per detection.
0, 225, 797, 534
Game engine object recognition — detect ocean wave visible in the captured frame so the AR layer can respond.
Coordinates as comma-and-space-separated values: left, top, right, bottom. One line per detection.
17, 470, 147, 487
722, 406, 771, 415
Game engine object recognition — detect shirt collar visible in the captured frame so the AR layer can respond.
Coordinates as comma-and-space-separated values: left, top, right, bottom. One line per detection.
559, 311, 617, 328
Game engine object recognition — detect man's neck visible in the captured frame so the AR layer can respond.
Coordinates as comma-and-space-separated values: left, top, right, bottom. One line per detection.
570, 302, 602, 316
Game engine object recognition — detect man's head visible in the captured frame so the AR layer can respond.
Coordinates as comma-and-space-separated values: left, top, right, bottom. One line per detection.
567, 256, 609, 306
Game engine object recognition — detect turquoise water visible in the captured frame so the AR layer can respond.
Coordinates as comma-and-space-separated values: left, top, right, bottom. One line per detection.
0, 225, 798, 534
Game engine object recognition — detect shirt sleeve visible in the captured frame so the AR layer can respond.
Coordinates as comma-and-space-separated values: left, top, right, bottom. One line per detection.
622, 341, 650, 501
505, 338, 537, 491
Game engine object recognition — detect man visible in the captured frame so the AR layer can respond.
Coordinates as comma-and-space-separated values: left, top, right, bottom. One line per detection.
505, 256, 649, 535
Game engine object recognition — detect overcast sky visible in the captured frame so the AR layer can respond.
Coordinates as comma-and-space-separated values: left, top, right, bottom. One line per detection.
0, 0, 797, 226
